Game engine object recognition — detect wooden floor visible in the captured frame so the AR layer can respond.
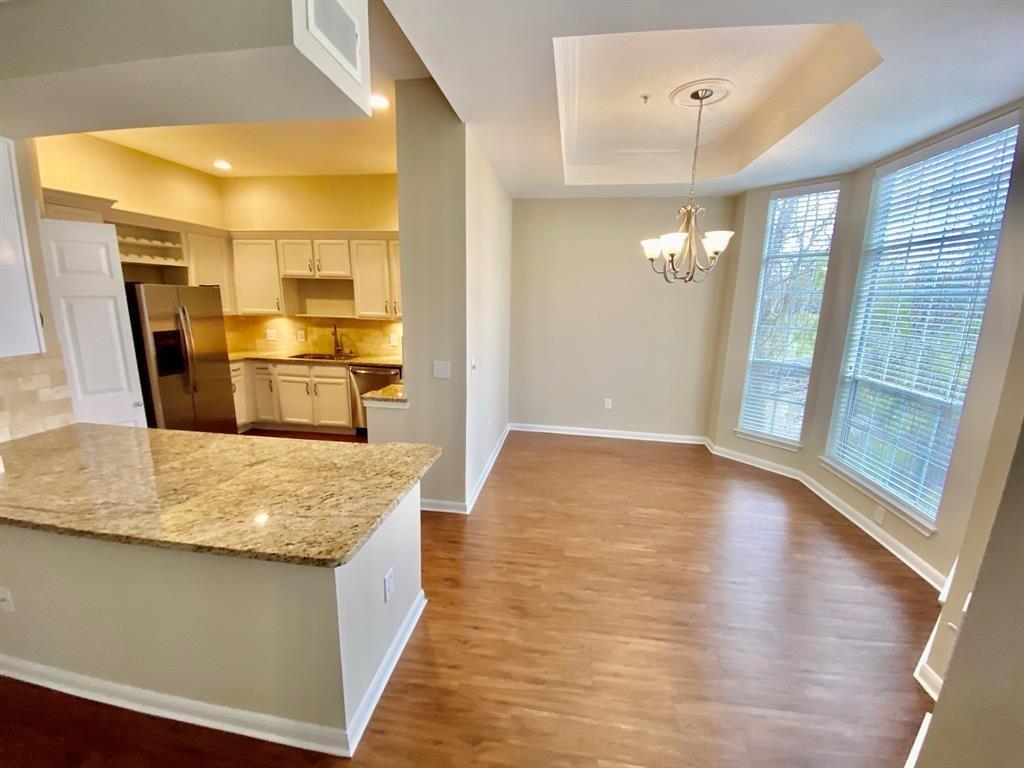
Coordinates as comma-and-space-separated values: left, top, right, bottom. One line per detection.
0, 432, 938, 767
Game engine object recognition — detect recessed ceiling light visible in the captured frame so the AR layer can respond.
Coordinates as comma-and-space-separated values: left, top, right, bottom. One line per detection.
213, 159, 232, 170
370, 94, 390, 110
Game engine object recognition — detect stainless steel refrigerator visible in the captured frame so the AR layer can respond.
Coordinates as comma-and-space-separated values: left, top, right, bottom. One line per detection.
127, 284, 237, 433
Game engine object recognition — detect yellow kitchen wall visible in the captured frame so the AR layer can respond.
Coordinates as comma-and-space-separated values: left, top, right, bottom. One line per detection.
33, 134, 399, 232
35, 133, 227, 228
221, 175, 397, 230
223, 316, 402, 359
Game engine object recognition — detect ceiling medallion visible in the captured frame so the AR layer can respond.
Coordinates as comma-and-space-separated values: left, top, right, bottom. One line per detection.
641, 83, 735, 284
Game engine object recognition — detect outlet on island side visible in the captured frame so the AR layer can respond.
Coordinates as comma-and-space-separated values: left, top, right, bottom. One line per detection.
604, 398, 613, 410
383, 567, 395, 604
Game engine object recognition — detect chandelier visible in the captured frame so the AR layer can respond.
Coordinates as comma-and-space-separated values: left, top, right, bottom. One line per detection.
641, 85, 734, 284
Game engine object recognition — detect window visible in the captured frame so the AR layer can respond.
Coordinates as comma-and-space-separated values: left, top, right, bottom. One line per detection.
738, 186, 840, 444
827, 118, 1019, 524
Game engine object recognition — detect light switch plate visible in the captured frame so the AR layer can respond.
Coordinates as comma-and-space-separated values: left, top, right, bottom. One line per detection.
604, 398, 613, 410
266, 328, 278, 341
433, 360, 452, 379
390, 334, 399, 347
296, 329, 306, 342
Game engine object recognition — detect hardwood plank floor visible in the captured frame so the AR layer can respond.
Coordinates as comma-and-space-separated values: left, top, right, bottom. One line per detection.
0, 432, 938, 767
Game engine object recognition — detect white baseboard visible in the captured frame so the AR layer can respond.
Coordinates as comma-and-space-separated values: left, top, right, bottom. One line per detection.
903, 713, 933, 768
508, 423, 708, 445
914, 660, 943, 701
0, 589, 428, 757
0, 654, 349, 756
420, 498, 469, 514
345, 589, 426, 754
509, 423, 945, 592
466, 425, 510, 514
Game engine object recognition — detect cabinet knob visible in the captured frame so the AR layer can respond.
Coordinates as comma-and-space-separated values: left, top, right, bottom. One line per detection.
305, 382, 310, 396
308, 259, 313, 273
314, 383, 320, 396
276, 298, 280, 311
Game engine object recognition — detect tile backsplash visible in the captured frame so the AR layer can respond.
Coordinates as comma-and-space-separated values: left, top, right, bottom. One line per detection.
224, 315, 403, 358
0, 349, 74, 442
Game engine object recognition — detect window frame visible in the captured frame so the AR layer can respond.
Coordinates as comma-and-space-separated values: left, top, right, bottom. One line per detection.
736, 180, 843, 449
822, 111, 1020, 534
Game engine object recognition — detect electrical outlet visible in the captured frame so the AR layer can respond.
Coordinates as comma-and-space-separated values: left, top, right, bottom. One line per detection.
873, 505, 886, 525
389, 334, 399, 347
0, 587, 14, 613
604, 398, 613, 410
266, 328, 278, 341
383, 567, 395, 604
296, 329, 306, 342
433, 360, 452, 379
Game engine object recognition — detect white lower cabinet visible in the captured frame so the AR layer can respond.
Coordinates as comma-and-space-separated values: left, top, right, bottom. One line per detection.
277, 374, 316, 425
246, 362, 352, 429
313, 372, 351, 427
252, 365, 279, 422
230, 362, 250, 429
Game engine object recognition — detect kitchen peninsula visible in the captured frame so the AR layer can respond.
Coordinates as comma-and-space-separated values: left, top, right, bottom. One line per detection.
0, 424, 439, 757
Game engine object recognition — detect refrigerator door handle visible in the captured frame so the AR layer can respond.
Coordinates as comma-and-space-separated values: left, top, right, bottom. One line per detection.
178, 305, 199, 393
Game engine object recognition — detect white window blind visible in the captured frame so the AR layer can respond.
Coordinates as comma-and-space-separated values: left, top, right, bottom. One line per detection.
827, 120, 1019, 522
738, 187, 840, 443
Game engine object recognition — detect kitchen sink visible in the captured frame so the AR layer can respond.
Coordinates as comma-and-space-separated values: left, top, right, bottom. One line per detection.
289, 353, 356, 361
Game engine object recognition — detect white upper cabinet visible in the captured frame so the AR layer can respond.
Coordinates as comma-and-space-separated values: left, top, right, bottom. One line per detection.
278, 239, 315, 277
233, 239, 283, 314
189, 232, 235, 314
0, 138, 45, 358
351, 239, 391, 319
314, 239, 351, 277
387, 240, 402, 318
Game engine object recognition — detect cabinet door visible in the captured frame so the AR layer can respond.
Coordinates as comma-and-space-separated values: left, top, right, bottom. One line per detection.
231, 374, 248, 428
387, 240, 401, 318
234, 240, 282, 314
253, 375, 278, 422
189, 232, 235, 313
314, 376, 351, 427
278, 239, 314, 277
352, 240, 390, 319
314, 240, 351, 278
277, 375, 315, 425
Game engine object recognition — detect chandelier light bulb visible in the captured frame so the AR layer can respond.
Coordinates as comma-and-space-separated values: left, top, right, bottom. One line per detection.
702, 231, 734, 258
659, 232, 686, 256
641, 238, 662, 261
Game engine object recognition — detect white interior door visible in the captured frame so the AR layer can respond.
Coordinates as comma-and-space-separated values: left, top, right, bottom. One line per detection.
39, 219, 146, 427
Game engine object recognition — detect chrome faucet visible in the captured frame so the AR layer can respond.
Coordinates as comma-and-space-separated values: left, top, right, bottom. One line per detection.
332, 324, 344, 356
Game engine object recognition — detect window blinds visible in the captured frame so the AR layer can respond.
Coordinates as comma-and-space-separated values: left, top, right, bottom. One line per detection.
827, 121, 1019, 521
738, 187, 840, 442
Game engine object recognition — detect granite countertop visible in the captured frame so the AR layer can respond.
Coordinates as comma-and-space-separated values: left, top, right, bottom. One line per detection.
0, 424, 439, 567
229, 351, 403, 367
362, 383, 407, 402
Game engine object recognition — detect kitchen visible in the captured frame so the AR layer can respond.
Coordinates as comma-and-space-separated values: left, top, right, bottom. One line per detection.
33, 117, 410, 443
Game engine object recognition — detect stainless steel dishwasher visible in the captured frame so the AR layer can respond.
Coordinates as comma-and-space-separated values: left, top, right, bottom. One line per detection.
348, 365, 402, 429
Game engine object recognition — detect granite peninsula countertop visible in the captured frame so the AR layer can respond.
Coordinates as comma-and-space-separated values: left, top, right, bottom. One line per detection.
0, 424, 439, 567
229, 351, 403, 368
362, 383, 407, 402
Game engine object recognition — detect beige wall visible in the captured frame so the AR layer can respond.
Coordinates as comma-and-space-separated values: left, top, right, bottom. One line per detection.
0, 140, 73, 442
917, 424, 1024, 768
221, 175, 397, 231
393, 78, 467, 505
35, 133, 227, 228
34, 134, 399, 233
465, 128, 512, 494
707, 105, 1024, 583
510, 196, 734, 436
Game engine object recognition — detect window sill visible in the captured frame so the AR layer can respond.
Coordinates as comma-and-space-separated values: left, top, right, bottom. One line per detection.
734, 428, 801, 453
818, 456, 937, 537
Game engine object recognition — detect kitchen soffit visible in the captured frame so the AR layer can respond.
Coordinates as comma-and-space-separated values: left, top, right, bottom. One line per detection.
554, 23, 881, 187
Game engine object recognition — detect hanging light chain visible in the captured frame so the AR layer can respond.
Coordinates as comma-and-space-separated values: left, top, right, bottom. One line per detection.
688, 90, 707, 203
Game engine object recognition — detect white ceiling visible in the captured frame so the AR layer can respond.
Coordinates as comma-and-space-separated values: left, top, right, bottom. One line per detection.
385, 0, 1024, 197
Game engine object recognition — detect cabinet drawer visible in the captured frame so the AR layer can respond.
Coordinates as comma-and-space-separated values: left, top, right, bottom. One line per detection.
252, 363, 274, 374
310, 364, 349, 379
272, 363, 310, 376
229, 363, 244, 375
